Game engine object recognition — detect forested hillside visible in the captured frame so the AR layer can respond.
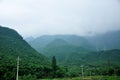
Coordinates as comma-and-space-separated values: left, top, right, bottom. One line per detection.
41, 38, 88, 62
27, 35, 95, 52
27, 30, 120, 52
0, 26, 120, 80
26, 34, 120, 68
63, 49, 120, 66
0, 26, 50, 79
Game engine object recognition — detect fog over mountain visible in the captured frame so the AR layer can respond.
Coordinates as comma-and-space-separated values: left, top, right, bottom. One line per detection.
0, 0, 120, 38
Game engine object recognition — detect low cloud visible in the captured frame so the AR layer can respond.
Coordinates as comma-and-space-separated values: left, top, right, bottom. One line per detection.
0, 0, 120, 37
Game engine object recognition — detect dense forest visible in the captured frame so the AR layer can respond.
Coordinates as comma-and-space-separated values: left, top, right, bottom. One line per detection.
27, 35, 120, 65
0, 26, 63, 79
27, 33, 120, 78
0, 26, 120, 80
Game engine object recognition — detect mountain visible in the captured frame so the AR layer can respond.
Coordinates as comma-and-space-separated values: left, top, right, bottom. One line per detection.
26, 34, 120, 67
43, 39, 120, 66
0, 26, 49, 79
0, 26, 49, 65
64, 49, 120, 66
25, 36, 34, 42
27, 35, 56, 51
28, 36, 120, 67
24, 30, 120, 77
1, 26, 120, 79
87, 30, 120, 50
27, 35, 95, 52
41, 38, 89, 62
53, 35, 95, 50
27, 30, 120, 52
27, 35, 95, 64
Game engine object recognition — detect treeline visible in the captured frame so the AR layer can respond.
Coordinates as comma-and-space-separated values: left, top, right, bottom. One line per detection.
0, 56, 65, 80
0, 56, 120, 80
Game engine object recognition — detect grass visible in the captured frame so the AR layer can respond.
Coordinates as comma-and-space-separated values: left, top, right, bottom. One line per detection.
41, 76, 120, 80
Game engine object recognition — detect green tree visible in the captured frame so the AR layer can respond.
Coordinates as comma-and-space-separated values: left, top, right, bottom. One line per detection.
52, 56, 57, 78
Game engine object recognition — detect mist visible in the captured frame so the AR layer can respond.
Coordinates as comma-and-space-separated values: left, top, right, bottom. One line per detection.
0, 0, 120, 38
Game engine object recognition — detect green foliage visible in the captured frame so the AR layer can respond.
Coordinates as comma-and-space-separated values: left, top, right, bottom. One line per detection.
27, 34, 120, 67
0, 26, 66, 79
0, 26, 120, 79
51, 56, 65, 78
52, 56, 57, 71
42, 76, 120, 80
26, 33, 120, 78
27, 35, 95, 55
0, 26, 50, 79
52, 56, 57, 76
19, 74, 37, 80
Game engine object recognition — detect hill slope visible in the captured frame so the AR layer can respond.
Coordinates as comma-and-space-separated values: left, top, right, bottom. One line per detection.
64, 49, 120, 66
27, 35, 95, 52
41, 38, 88, 62
0, 26, 49, 79
27, 34, 120, 66
0, 26, 49, 65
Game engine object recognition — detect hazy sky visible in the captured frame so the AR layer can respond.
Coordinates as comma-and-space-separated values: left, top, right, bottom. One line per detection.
0, 0, 120, 38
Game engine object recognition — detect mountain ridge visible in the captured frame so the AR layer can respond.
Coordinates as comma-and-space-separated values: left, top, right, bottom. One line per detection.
26, 32, 120, 66
27, 35, 95, 52
0, 26, 50, 66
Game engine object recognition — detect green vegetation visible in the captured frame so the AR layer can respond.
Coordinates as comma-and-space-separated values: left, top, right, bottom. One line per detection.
41, 76, 120, 80
27, 35, 120, 66
26, 33, 120, 79
0, 26, 120, 80
0, 26, 69, 79
19, 74, 37, 80
0, 26, 50, 79
27, 35, 95, 52
52, 56, 57, 78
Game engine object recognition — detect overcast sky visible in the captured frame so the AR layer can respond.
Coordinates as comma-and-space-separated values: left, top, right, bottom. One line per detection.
0, 0, 120, 38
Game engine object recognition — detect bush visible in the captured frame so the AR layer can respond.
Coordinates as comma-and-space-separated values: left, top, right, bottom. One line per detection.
19, 74, 37, 80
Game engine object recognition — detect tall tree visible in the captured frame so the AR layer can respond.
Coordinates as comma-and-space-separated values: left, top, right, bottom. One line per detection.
52, 56, 57, 77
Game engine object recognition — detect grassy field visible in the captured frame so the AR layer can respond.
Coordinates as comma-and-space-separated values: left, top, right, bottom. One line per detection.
41, 76, 120, 80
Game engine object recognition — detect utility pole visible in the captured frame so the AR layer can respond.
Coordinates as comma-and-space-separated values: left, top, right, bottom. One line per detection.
16, 56, 19, 80
89, 71, 91, 78
103, 46, 106, 51
81, 65, 84, 80
96, 46, 99, 52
